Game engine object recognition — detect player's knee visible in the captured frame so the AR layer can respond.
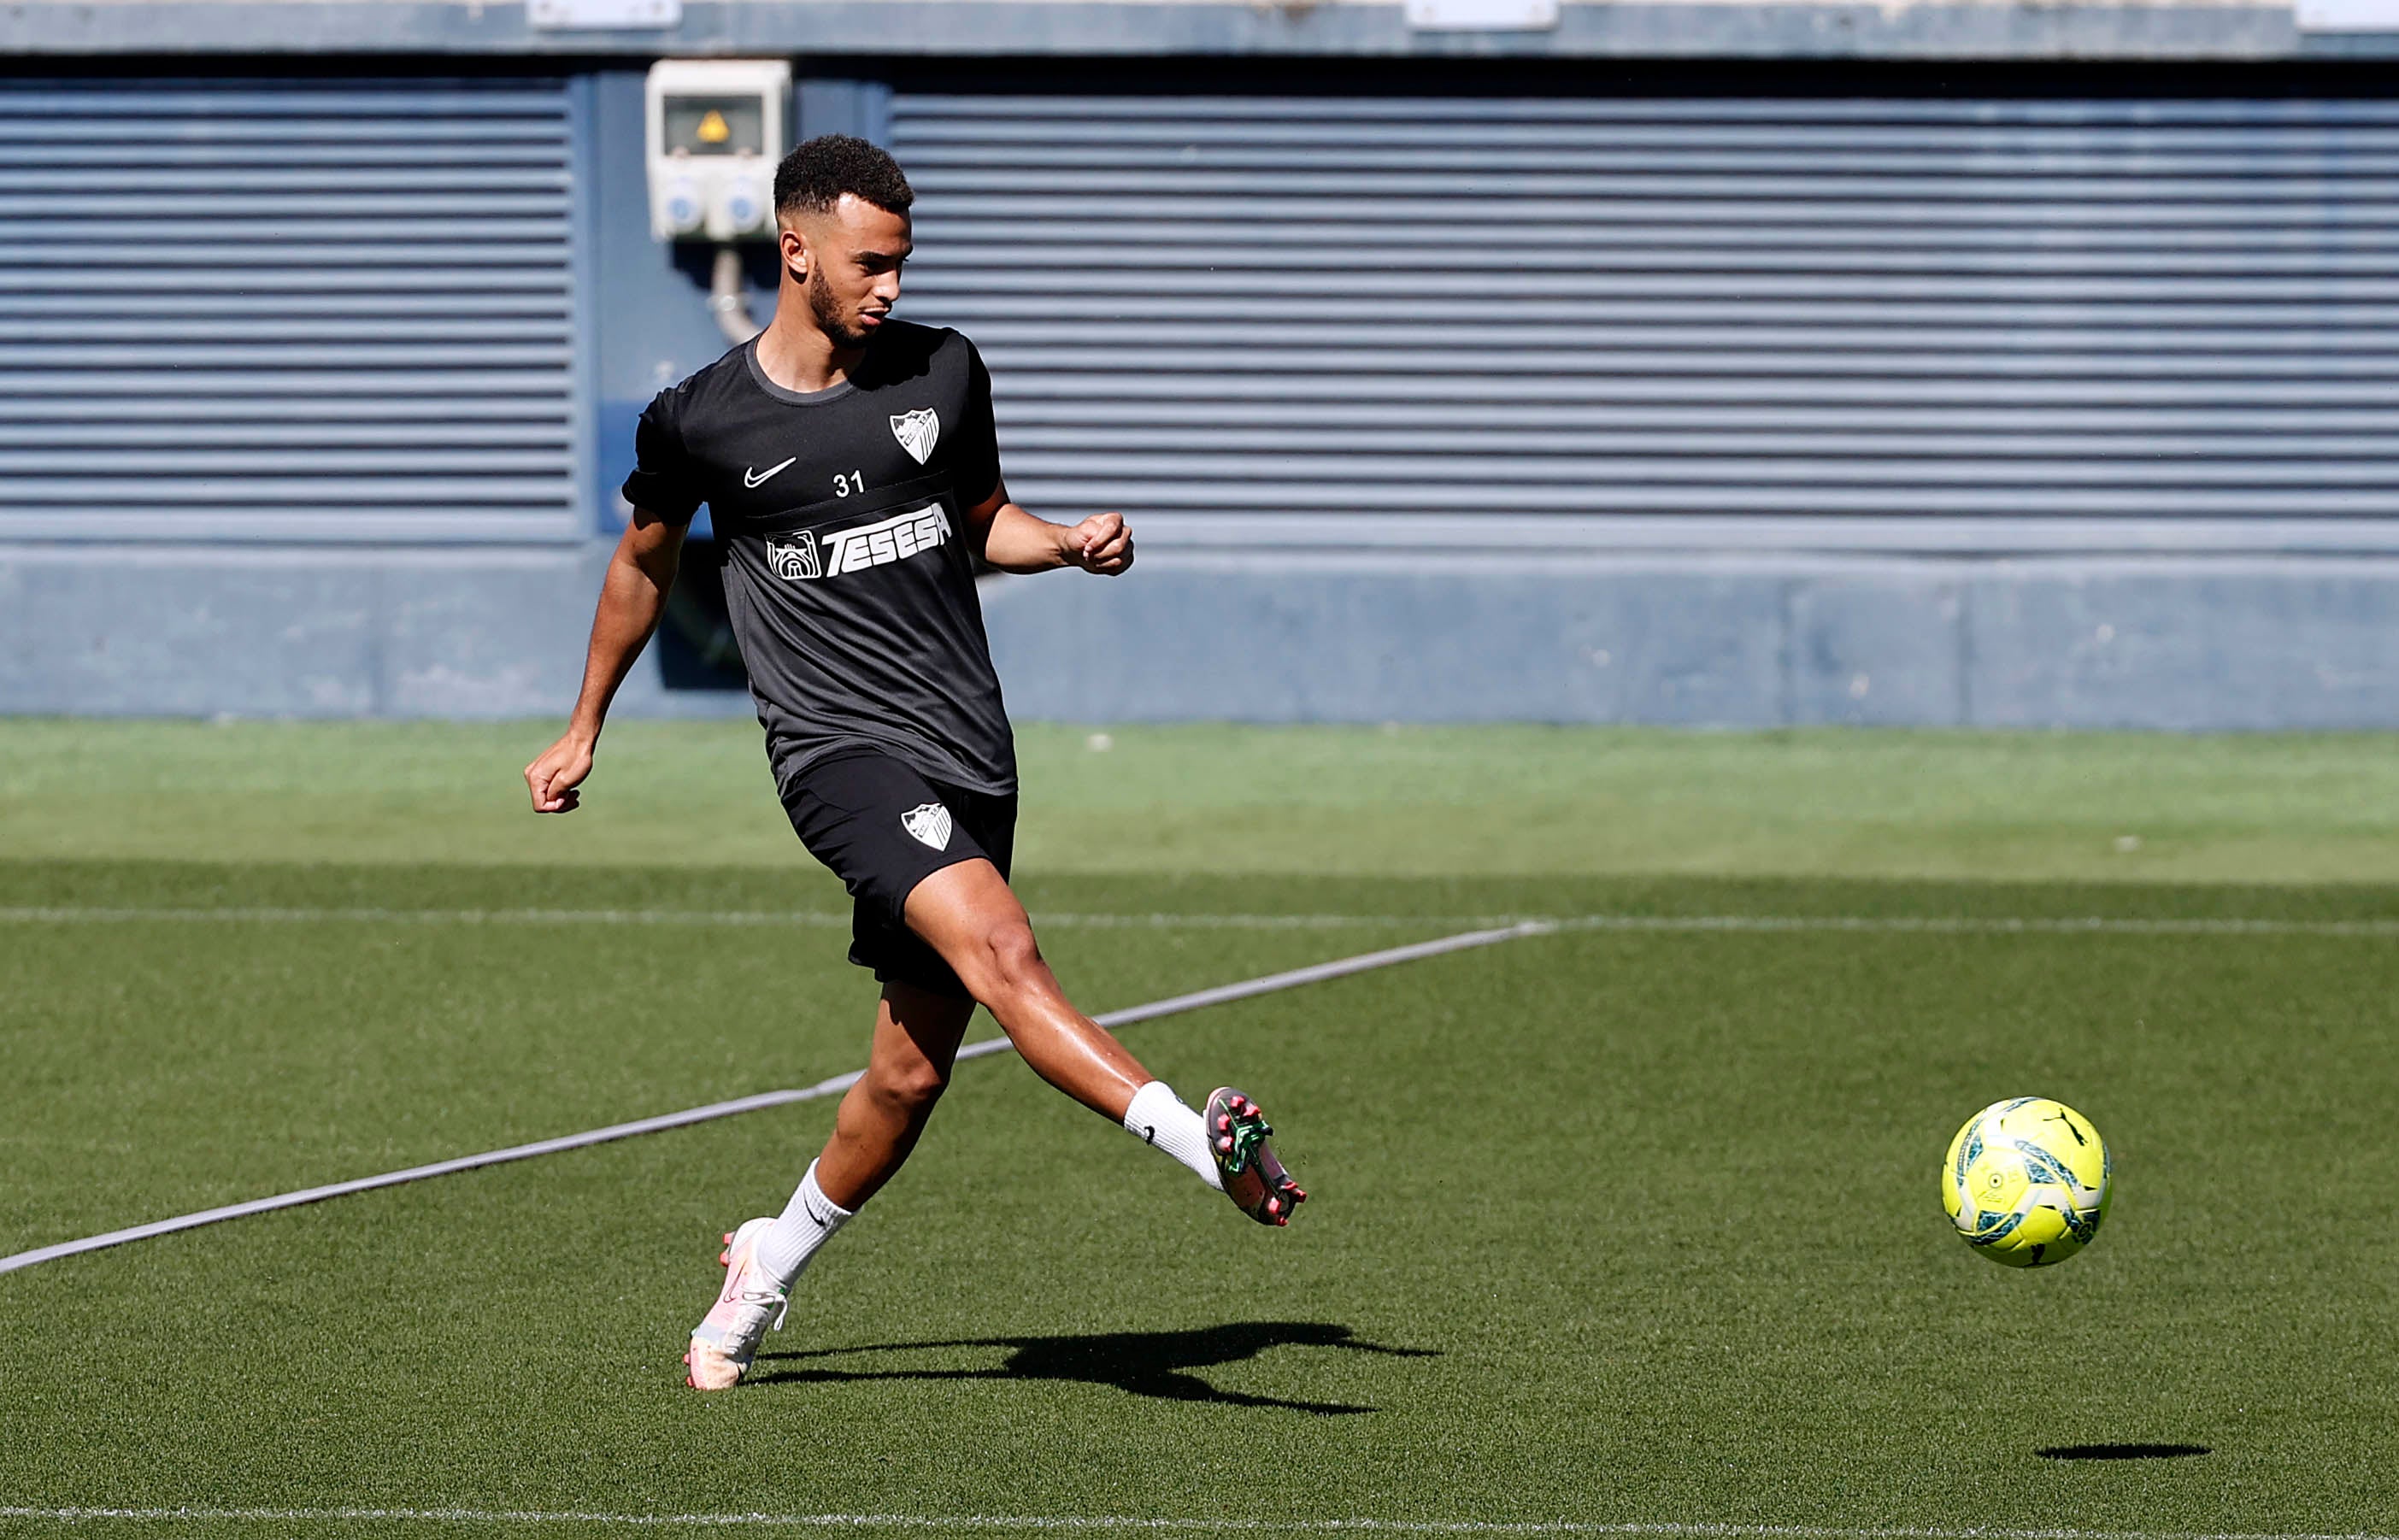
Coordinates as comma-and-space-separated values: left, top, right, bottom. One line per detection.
969, 920, 1049, 1008
871, 1055, 950, 1118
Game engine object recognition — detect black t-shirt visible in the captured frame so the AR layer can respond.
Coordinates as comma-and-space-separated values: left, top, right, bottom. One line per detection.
620, 322, 1017, 795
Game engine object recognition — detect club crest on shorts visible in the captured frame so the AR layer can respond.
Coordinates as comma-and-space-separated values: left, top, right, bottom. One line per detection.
890, 408, 939, 465
901, 802, 953, 851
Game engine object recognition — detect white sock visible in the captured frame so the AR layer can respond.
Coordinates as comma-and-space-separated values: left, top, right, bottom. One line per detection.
1123, 1080, 1224, 1191
754, 1160, 855, 1291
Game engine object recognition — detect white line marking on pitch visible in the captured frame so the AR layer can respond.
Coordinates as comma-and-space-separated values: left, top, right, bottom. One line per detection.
0, 923, 1543, 1277
8, 902, 2392, 1275
1, 906, 2393, 938
1553, 914, 2399, 938
0, 1508, 2388, 1538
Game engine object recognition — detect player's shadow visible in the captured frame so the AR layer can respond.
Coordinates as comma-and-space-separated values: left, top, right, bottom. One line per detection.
751, 1320, 1436, 1414
2037, 1443, 2211, 1461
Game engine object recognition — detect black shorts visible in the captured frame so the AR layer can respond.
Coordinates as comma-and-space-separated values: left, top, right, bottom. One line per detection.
777, 749, 1017, 1000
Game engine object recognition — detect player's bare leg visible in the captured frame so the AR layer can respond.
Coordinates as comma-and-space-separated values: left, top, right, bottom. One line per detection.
688, 982, 972, 1390
814, 980, 977, 1209
904, 858, 1307, 1225
904, 859, 1144, 1118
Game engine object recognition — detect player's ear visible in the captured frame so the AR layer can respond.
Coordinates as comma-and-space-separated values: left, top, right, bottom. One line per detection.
779, 223, 808, 282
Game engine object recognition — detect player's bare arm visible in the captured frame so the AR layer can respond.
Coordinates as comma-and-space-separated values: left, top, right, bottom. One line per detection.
523, 507, 686, 814
967, 481, 1133, 575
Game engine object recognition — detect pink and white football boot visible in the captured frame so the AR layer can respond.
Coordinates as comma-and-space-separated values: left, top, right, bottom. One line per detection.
1206, 1087, 1307, 1227
685, 1216, 785, 1391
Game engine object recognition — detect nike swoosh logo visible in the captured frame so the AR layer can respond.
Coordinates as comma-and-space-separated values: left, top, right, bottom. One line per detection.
744, 456, 797, 489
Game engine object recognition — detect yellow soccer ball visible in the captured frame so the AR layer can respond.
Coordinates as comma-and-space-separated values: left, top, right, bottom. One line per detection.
1941, 1097, 2112, 1267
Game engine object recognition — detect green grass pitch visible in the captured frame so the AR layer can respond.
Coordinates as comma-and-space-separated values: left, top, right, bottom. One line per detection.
3, 722, 2396, 1538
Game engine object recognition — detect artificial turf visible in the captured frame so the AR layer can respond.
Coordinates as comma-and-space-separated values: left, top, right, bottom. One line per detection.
2, 725, 2395, 1538
5, 717, 2399, 882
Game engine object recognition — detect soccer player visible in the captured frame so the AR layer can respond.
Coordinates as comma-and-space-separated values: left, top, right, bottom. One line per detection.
522, 136, 1306, 1392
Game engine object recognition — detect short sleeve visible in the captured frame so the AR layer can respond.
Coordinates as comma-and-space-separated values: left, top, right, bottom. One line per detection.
950, 340, 1003, 508
618, 390, 704, 522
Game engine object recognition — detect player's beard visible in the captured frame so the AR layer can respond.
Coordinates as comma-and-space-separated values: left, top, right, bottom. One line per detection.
808, 267, 875, 350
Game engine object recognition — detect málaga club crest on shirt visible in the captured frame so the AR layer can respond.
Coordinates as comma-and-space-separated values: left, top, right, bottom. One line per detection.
891, 409, 939, 465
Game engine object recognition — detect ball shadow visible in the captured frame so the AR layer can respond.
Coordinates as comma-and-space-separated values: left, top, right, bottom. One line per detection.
2037, 1443, 2212, 1461
750, 1320, 1438, 1415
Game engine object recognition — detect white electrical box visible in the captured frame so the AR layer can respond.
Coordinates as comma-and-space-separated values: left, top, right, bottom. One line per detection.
2297, 0, 2399, 27
644, 59, 791, 242
1404, 0, 1559, 28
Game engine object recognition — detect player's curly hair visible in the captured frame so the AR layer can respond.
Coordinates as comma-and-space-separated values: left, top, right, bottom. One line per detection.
773, 134, 914, 218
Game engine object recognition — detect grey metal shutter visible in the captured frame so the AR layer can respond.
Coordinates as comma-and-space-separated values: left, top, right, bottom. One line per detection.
0, 79, 580, 544
890, 93, 2399, 555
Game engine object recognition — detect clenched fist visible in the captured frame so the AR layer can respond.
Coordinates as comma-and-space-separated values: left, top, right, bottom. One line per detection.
524, 730, 596, 814
1065, 512, 1133, 576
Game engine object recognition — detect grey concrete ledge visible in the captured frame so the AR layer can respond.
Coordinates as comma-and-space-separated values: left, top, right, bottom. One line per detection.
1, 1, 2378, 62
1034, 548, 2399, 579
0, 539, 748, 720
980, 549, 2399, 731
8, 544, 2396, 728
